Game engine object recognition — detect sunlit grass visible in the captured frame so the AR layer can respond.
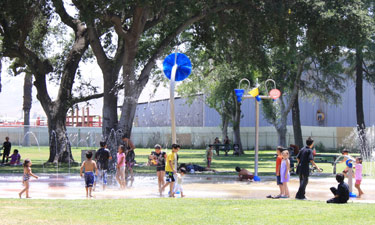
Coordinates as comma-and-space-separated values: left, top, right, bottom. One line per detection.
0, 198, 375, 225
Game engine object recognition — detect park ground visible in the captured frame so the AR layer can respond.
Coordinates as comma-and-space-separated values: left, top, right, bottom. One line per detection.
1, 147, 375, 224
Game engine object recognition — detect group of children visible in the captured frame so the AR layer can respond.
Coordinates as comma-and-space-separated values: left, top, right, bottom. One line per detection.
274, 146, 291, 198
79, 138, 136, 198
272, 143, 364, 203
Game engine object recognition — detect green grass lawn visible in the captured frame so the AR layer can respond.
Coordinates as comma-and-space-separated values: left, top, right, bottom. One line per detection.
0, 146, 369, 177
0, 198, 374, 225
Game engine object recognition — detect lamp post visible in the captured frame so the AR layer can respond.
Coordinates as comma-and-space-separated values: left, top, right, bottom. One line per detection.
235, 78, 281, 181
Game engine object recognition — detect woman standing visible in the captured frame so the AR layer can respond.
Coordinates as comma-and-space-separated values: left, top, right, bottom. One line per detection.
149, 144, 167, 195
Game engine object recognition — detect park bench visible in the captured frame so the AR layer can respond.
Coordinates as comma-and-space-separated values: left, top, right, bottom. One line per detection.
212, 144, 232, 156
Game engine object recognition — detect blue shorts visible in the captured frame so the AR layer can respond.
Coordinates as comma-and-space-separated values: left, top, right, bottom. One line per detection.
276, 175, 283, 185
84, 172, 95, 188
98, 169, 107, 185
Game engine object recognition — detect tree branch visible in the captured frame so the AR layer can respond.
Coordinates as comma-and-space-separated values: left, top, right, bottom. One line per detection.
138, 3, 240, 85
105, 13, 127, 39
87, 26, 110, 71
52, 0, 77, 32
71, 93, 104, 105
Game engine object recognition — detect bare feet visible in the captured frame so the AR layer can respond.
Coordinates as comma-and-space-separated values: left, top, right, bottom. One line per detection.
26, 196, 31, 198
19, 193, 21, 199
181, 195, 185, 198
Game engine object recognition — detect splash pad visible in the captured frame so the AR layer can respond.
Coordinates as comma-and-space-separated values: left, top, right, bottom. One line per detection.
1, 174, 375, 202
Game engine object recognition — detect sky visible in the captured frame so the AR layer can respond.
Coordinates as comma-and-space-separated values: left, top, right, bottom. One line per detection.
0, 60, 171, 121
0, 0, 178, 121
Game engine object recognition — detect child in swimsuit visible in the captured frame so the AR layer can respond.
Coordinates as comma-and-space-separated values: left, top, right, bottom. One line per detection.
19, 159, 38, 198
80, 151, 98, 198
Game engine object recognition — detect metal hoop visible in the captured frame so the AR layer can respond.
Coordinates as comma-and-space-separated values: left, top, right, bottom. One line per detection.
265, 79, 276, 94
238, 78, 251, 91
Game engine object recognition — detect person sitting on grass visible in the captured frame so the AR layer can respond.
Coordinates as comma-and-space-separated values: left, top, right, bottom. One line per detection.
9, 149, 21, 166
80, 151, 98, 198
235, 167, 254, 181
327, 173, 349, 204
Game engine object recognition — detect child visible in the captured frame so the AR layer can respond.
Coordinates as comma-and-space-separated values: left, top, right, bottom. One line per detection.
19, 159, 38, 198
275, 146, 284, 198
280, 150, 290, 198
327, 173, 349, 204
80, 151, 98, 198
149, 144, 167, 195
206, 145, 213, 168
116, 145, 126, 189
174, 167, 186, 197
235, 167, 254, 181
161, 144, 180, 197
9, 149, 21, 166
354, 157, 364, 197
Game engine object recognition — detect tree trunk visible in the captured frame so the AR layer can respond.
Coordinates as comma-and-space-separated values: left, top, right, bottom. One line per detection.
118, 86, 142, 139
23, 72, 33, 146
47, 109, 74, 163
221, 114, 229, 141
232, 99, 243, 153
292, 92, 303, 148
355, 48, 369, 159
276, 125, 287, 147
102, 71, 118, 139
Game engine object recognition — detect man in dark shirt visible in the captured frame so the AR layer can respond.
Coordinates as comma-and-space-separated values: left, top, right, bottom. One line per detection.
295, 137, 321, 200
327, 173, 349, 204
2, 137, 11, 164
94, 141, 112, 190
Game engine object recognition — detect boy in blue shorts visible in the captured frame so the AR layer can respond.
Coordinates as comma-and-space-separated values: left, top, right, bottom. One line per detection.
80, 151, 98, 198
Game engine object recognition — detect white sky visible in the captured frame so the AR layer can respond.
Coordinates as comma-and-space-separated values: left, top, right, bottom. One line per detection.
0, 60, 170, 121
0, 1, 176, 121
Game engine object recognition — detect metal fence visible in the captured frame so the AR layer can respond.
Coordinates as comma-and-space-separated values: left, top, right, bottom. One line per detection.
0, 125, 355, 151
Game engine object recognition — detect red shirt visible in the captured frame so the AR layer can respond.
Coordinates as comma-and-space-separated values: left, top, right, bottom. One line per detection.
276, 155, 283, 175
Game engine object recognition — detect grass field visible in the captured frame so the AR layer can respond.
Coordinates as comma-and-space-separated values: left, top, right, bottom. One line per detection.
0, 198, 375, 224
0, 146, 367, 176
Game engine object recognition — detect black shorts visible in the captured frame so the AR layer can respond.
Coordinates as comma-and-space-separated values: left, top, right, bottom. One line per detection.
166, 171, 175, 182
276, 175, 283, 185
156, 167, 165, 172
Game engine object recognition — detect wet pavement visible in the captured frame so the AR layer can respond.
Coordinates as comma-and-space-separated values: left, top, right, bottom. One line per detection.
0, 173, 374, 203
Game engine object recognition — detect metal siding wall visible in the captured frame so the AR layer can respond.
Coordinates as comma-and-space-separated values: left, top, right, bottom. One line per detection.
134, 80, 375, 127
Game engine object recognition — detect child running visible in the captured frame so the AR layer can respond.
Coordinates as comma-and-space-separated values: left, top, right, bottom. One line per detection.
116, 145, 126, 189
174, 167, 186, 197
354, 157, 364, 197
280, 150, 290, 198
19, 159, 38, 198
80, 151, 98, 198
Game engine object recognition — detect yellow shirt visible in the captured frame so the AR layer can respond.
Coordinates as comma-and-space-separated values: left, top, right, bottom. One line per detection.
165, 152, 176, 172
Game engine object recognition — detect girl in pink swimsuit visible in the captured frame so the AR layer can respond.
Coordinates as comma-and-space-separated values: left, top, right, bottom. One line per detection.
354, 157, 364, 197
